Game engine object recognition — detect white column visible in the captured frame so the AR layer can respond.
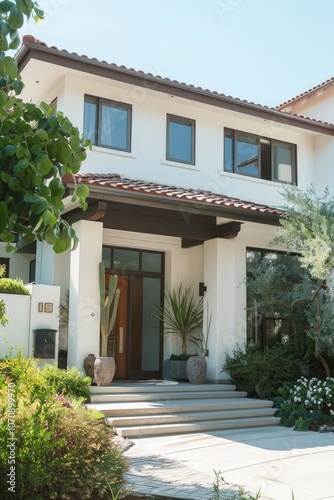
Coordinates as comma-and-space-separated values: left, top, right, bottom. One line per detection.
35, 241, 56, 284
67, 220, 103, 372
204, 237, 247, 381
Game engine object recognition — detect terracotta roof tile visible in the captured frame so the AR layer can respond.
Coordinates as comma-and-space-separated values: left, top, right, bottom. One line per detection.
276, 77, 334, 109
63, 173, 285, 219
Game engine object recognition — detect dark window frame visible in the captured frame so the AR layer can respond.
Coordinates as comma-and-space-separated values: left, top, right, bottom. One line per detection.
224, 128, 297, 184
246, 247, 303, 350
166, 114, 195, 165
84, 95, 132, 152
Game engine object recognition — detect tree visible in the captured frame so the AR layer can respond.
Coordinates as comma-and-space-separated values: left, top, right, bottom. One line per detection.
272, 185, 334, 280
0, 0, 90, 254
271, 185, 334, 376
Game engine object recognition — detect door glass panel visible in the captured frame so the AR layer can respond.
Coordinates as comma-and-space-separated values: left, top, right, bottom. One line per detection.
113, 249, 140, 271
142, 252, 162, 273
141, 277, 161, 371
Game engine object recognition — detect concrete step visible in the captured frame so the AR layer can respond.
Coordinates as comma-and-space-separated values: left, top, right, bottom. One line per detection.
107, 406, 277, 427
87, 397, 274, 417
90, 382, 236, 395
90, 389, 247, 403
110, 416, 280, 438
88, 382, 280, 437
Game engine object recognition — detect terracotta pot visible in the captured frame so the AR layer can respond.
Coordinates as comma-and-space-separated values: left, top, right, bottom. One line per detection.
186, 356, 207, 384
94, 357, 116, 386
83, 353, 96, 377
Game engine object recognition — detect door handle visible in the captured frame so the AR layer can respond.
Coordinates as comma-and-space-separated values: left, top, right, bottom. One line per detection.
119, 327, 124, 354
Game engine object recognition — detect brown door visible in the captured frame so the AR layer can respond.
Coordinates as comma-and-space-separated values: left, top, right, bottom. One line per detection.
108, 273, 162, 379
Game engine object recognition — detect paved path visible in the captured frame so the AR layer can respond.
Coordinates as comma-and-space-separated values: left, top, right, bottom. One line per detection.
121, 426, 334, 500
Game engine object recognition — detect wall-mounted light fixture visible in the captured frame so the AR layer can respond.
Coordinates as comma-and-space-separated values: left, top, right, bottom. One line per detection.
199, 282, 207, 297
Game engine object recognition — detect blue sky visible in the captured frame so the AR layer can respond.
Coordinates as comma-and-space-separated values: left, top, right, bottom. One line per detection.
22, 0, 334, 107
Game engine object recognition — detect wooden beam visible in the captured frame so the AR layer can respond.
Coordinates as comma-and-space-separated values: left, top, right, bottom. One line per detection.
216, 222, 241, 239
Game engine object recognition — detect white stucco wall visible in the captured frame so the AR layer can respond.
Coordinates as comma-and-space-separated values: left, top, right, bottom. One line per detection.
28, 70, 326, 210
0, 294, 31, 357
0, 285, 60, 366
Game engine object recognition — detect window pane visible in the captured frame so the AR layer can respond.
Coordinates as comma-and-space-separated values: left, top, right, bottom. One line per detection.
83, 100, 97, 144
101, 103, 129, 150
113, 249, 139, 271
236, 133, 259, 177
167, 117, 194, 164
224, 129, 233, 172
102, 247, 112, 268
272, 144, 293, 183
142, 252, 162, 273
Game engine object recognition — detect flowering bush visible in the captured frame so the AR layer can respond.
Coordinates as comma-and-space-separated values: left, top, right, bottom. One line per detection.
274, 376, 334, 430
290, 376, 334, 415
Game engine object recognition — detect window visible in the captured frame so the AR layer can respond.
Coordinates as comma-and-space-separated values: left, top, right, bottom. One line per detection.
246, 248, 304, 350
166, 114, 195, 164
102, 247, 163, 274
224, 128, 296, 183
83, 95, 132, 152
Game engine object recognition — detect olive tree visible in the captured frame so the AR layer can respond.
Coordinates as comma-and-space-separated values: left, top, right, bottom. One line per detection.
272, 185, 334, 376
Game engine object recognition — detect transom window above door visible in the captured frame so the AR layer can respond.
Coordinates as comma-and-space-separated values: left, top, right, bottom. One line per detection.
83, 95, 132, 152
102, 247, 163, 274
224, 128, 297, 184
166, 114, 195, 165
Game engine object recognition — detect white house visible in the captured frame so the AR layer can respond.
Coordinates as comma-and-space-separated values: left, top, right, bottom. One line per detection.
7, 35, 334, 381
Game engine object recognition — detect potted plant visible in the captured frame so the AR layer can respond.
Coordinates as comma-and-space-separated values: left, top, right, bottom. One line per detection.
154, 285, 203, 381
186, 301, 212, 384
94, 262, 120, 386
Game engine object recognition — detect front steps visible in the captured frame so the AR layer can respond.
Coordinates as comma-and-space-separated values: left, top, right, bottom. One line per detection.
87, 382, 280, 438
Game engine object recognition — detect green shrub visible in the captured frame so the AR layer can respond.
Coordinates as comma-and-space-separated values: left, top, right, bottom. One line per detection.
41, 364, 91, 402
222, 343, 301, 399
0, 353, 127, 498
0, 277, 30, 295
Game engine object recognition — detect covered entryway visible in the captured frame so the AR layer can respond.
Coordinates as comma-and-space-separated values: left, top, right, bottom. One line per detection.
103, 246, 164, 379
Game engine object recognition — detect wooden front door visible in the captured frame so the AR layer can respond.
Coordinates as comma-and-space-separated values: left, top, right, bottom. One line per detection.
104, 247, 164, 380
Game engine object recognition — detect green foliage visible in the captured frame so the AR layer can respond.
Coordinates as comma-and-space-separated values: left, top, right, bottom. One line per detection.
274, 377, 334, 431
212, 469, 262, 499
99, 261, 120, 357
0, 276, 30, 294
272, 185, 334, 280
0, 351, 127, 498
0, 1, 90, 253
154, 285, 203, 356
41, 364, 91, 402
222, 343, 301, 399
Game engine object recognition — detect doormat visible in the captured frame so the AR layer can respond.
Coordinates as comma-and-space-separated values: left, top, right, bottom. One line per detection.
141, 379, 179, 386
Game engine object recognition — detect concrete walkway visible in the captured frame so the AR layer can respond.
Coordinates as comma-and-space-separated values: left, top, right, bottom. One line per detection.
122, 426, 334, 500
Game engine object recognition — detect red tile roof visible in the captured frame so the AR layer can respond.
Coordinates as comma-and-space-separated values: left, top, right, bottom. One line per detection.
276, 77, 334, 110
63, 173, 285, 219
18, 36, 334, 131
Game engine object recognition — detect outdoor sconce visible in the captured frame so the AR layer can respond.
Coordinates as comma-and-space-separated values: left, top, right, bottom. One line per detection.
199, 282, 207, 297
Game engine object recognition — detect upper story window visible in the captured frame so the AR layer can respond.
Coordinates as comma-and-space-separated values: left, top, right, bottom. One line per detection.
83, 95, 132, 152
166, 114, 195, 165
224, 128, 296, 184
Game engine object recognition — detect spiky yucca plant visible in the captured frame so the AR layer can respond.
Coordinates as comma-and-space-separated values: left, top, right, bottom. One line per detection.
155, 285, 203, 356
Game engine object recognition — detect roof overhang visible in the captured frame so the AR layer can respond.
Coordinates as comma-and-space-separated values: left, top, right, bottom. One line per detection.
16, 38, 334, 136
